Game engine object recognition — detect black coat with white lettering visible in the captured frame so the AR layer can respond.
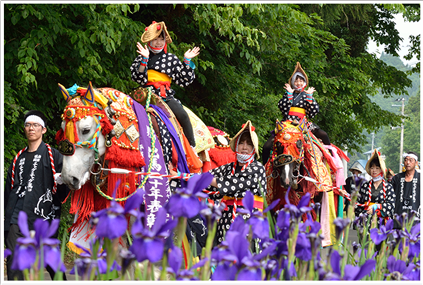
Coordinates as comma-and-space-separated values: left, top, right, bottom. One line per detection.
391, 171, 420, 223
4, 142, 69, 232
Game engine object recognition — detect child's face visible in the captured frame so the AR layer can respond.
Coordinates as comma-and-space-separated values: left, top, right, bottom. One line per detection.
294, 76, 305, 88
150, 35, 165, 48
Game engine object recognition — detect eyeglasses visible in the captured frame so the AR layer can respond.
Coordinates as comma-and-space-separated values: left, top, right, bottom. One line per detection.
404, 158, 416, 163
24, 123, 42, 129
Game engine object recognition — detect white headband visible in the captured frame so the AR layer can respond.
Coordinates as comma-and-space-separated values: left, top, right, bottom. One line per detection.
403, 153, 418, 162
25, 115, 45, 128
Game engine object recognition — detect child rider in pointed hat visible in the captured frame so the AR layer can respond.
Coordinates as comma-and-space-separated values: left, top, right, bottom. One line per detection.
262, 62, 331, 164
130, 21, 200, 148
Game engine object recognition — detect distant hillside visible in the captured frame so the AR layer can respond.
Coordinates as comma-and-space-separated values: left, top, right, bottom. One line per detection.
347, 53, 420, 172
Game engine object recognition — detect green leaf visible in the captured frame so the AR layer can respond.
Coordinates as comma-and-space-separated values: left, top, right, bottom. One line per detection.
22, 9, 29, 19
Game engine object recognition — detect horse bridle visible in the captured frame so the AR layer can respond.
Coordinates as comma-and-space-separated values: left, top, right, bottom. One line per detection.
59, 98, 117, 187
270, 139, 304, 180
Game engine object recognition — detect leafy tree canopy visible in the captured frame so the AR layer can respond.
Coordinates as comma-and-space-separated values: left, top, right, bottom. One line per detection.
4, 3, 419, 176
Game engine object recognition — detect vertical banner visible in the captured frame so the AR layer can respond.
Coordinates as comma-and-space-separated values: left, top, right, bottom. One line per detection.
133, 100, 171, 228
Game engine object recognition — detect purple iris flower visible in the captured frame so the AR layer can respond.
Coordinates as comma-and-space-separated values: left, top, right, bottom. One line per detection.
200, 200, 226, 224
329, 250, 376, 280
165, 172, 213, 218
32, 218, 66, 272
223, 230, 252, 264
263, 258, 279, 279
10, 212, 36, 271
276, 209, 290, 230
333, 217, 350, 240
11, 211, 66, 272
236, 191, 279, 240
119, 248, 136, 275
167, 244, 207, 280
280, 256, 297, 279
4, 248, 12, 259
212, 263, 238, 280
228, 215, 251, 237
399, 223, 420, 259
123, 187, 145, 216
254, 239, 277, 261
237, 258, 262, 280
69, 257, 96, 277
97, 258, 121, 274
385, 255, 416, 280
284, 187, 312, 219
210, 242, 232, 264
352, 241, 361, 255
295, 232, 312, 261
70, 238, 120, 276
369, 219, 394, 245
130, 207, 177, 263
91, 200, 128, 240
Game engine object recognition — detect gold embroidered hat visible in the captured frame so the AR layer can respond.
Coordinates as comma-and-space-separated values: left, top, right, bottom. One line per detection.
141, 21, 172, 44
365, 149, 387, 178
289, 62, 309, 88
229, 120, 260, 159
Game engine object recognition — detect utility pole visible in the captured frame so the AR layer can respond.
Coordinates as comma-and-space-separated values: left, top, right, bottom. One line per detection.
392, 98, 405, 172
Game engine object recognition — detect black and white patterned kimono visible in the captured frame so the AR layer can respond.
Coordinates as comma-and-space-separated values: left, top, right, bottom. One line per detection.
354, 179, 396, 226
130, 51, 195, 100
391, 171, 420, 228
4, 142, 70, 233
205, 160, 267, 244
277, 91, 319, 122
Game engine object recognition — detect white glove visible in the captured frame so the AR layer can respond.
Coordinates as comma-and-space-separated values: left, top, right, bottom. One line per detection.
54, 173, 64, 185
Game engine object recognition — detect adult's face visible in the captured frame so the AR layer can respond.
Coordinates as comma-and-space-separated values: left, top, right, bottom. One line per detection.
238, 138, 254, 154
369, 164, 382, 177
24, 121, 46, 142
404, 156, 418, 172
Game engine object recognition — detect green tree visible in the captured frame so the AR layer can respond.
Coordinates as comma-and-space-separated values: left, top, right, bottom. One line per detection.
382, 93, 420, 173
4, 3, 418, 174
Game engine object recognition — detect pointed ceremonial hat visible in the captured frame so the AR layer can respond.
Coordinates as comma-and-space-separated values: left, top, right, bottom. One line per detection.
365, 149, 387, 178
141, 21, 172, 44
289, 62, 309, 88
229, 120, 260, 159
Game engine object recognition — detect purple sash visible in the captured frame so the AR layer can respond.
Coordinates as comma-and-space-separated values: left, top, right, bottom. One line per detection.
133, 101, 171, 228
150, 105, 190, 173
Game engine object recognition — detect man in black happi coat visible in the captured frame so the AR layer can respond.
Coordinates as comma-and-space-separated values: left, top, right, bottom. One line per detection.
4, 110, 70, 280
391, 151, 420, 229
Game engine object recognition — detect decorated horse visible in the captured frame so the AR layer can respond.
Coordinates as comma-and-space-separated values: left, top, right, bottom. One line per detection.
55, 82, 215, 262
265, 119, 349, 246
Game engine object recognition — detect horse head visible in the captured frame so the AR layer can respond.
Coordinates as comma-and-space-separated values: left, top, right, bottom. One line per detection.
56, 82, 113, 190
271, 120, 305, 189
56, 82, 144, 191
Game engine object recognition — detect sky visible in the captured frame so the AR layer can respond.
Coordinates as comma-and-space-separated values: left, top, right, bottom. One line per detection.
367, 13, 421, 66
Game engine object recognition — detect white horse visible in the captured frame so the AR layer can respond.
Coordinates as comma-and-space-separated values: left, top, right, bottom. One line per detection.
60, 115, 105, 190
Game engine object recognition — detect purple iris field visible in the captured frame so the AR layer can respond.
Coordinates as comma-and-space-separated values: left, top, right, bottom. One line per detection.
5, 172, 420, 281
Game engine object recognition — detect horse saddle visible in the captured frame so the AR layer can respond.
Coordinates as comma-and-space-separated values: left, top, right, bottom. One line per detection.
273, 153, 294, 167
